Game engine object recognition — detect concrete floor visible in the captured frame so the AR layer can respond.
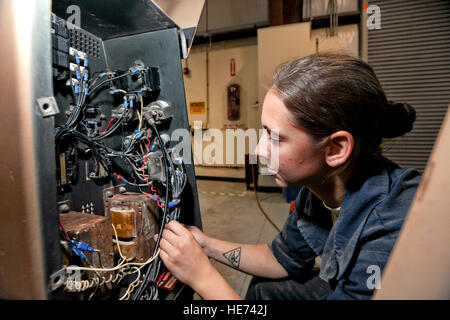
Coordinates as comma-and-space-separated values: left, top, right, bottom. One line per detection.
193, 179, 291, 299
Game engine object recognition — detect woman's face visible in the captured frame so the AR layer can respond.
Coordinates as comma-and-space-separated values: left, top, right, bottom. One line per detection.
255, 89, 328, 189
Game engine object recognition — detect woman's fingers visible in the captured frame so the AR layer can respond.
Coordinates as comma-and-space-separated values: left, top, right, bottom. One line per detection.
166, 220, 189, 236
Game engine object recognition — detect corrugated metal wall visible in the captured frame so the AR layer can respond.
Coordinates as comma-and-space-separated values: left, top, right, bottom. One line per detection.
368, 0, 450, 172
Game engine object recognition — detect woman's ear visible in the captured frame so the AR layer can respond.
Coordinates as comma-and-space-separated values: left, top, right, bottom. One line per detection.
324, 131, 354, 168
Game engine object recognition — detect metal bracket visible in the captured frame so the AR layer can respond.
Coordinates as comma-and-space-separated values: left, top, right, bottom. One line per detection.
49, 266, 67, 291
36, 96, 59, 117
178, 29, 188, 60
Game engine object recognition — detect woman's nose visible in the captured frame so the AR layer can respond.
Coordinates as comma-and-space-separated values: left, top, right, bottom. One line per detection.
255, 132, 269, 159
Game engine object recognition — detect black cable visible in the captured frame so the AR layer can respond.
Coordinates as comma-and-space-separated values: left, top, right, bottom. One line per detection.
88, 72, 130, 97
132, 123, 171, 300
251, 167, 281, 233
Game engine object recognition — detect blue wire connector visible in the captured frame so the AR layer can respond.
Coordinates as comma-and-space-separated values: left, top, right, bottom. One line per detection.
129, 99, 134, 109
84, 58, 88, 67
123, 100, 129, 109
70, 246, 87, 260
84, 73, 89, 81
84, 88, 89, 95
74, 85, 79, 94
68, 240, 94, 260
134, 130, 143, 139
131, 67, 140, 74
75, 55, 80, 65
168, 200, 180, 209
72, 240, 95, 252
76, 71, 81, 80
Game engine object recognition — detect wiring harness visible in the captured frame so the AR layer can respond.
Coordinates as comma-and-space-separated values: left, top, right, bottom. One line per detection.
56, 56, 187, 300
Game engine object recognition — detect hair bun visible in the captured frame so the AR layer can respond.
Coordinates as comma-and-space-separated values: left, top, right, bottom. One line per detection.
380, 100, 416, 138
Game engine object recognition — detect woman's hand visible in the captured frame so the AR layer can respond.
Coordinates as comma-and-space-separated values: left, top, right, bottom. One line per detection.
185, 225, 208, 249
156, 221, 214, 289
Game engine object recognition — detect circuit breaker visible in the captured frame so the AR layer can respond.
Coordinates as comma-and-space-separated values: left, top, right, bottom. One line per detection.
0, 0, 204, 300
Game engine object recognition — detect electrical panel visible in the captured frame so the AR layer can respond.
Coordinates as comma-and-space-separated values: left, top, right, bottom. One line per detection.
0, 0, 203, 300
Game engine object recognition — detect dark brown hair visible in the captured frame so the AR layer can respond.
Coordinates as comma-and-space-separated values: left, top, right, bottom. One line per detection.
271, 53, 416, 158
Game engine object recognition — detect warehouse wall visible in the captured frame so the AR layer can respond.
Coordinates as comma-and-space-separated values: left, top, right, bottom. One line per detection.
183, 0, 360, 178
184, 23, 359, 178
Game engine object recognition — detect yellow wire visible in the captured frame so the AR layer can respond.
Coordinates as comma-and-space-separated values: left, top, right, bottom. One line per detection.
66, 248, 160, 273
139, 94, 144, 130
112, 224, 134, 262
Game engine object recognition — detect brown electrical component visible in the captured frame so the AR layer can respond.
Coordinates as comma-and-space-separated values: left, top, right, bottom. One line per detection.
105, 193, 160, 263
59, 212, 114, 282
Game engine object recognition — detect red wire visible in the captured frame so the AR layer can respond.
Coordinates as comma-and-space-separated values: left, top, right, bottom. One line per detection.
58, 215, 71, 240
157, 272, 167, 287
138, 129, 165, 208
97, 118, 114, 136
105, 118, 114, 131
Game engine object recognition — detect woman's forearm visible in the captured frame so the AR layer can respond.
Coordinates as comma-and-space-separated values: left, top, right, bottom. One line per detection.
194, 264, 243, 300
202, 237, 289, 279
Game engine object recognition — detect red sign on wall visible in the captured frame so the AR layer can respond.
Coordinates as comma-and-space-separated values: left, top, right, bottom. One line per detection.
230, 58, 236, 77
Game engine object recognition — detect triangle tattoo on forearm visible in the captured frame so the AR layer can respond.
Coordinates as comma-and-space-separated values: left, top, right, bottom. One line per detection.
222, 247, 241, 269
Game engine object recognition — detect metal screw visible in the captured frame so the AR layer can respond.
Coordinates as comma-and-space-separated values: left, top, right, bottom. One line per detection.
58, 204, 70, 213
119, 186, 127, 194
106, 191, 114, 198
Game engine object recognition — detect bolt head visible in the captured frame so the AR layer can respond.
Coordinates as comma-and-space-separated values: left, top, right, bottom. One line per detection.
58, 204, 70, 213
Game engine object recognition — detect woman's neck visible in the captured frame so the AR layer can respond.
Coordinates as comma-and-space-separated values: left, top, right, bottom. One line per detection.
307, 164, 355, 208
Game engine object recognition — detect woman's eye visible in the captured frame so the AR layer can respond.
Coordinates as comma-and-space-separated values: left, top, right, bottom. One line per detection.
270, 137, 280, 143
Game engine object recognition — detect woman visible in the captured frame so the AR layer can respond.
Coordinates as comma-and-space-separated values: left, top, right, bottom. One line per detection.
156, 53, 421, 300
